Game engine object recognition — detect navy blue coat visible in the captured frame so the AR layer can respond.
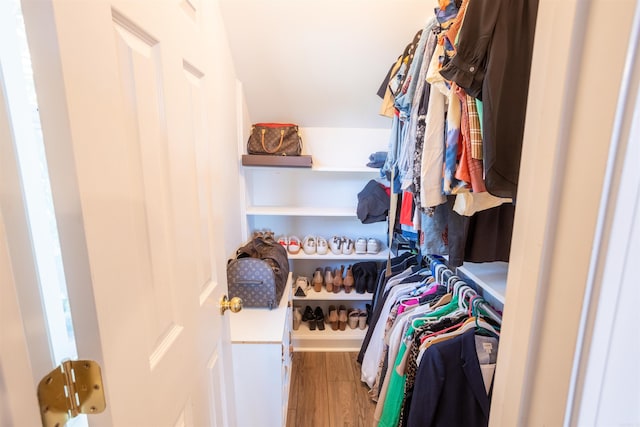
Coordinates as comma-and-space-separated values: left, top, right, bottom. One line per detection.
407, 329, 492, 427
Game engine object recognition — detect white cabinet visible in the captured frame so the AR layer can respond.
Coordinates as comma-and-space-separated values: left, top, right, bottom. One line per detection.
230, 276, 293, 427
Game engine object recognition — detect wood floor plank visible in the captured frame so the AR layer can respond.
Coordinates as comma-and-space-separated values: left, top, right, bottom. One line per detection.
327, 380, 358, 427
289, 352, 303, 411
294, 352, 331, 427
325, 352, 355, 382
286, 409, 297, 427
288, 352, 376, 427
350, 353, 376, 427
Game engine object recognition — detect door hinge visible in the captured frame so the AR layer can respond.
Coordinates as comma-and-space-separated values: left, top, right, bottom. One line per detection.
37, 359, 106, 427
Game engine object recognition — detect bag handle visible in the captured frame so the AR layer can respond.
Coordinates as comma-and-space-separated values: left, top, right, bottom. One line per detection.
261, 128, 285, 154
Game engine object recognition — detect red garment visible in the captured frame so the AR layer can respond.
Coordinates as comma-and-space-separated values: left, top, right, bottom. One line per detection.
399, 191, 414, 227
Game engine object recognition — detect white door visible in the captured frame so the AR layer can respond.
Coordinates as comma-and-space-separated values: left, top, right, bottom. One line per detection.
2, 0, 238, 426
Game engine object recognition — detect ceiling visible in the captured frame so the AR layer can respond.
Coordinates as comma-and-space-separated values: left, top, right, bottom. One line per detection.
219, 0, 430, 129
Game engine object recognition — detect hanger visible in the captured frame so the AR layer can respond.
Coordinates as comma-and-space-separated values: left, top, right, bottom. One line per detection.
434, 263, 446, 284
471, 296, 502, 325
459, 286, 478, 310
446, 275, 461, 292
409, 285, 463, 329
420, 315, 500, 351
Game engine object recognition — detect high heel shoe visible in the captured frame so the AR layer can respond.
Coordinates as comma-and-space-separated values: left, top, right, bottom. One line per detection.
302, 305, 316, 330
324, 267, 334, 293
293, 307, 302, 330
312, 268, 323, 292
343, 265, 355, 293
333, 265, 344, 293
327, 305, 338, 331
314, 307, 326, 331
338, 305, 348, 331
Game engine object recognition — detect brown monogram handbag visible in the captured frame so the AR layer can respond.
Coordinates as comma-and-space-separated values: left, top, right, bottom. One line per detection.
247, 123, 302, 156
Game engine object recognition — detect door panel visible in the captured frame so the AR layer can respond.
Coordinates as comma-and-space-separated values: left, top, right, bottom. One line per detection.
16, 0, 236, 425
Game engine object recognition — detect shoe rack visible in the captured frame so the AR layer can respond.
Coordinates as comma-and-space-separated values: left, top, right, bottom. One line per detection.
238, 127, 389, 351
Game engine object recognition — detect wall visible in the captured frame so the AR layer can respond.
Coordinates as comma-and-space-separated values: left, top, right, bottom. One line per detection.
220, 0, 432, 129
202, 4, 246, 261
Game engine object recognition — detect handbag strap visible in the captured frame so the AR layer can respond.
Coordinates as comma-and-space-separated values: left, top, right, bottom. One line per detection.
261, 128, 285, 154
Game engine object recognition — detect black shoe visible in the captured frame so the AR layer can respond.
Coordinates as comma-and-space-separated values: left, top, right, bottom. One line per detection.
314, 307, 325, 331
302, 305, 316, 330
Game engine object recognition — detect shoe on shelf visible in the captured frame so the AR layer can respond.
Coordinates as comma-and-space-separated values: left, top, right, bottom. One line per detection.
327, 305, 338, 331
293, 307, 302, 330
348, 309, 359, 329
342, 237, 354, 255
312, 268, 323, 292
314, 307, 326, 331
343, 265, 355, 293
294, 276, 310, 297
288, 236, 301, 254
358, 310, 367, 330
329, 236, 342, 254
324, 267, 334, 292
302, 305, 316, 330
338, 305, 348, 331
366, 238, 381, 254
316, 236, 328, 255
333, 265, 344, 293
355, 237, 367, 254
302, 235, 316, 255
277, 235, 288, 247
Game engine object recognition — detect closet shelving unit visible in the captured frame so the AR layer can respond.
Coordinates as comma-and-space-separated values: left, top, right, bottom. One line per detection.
241, 163, 388, 351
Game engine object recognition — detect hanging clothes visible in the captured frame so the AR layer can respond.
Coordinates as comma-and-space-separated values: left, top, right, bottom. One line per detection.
439, 0, 539, 199
359, 256, 502, 427
406, 330, 498, 427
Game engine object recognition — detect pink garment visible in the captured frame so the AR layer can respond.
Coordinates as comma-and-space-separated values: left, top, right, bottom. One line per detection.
397, 285, 440, 315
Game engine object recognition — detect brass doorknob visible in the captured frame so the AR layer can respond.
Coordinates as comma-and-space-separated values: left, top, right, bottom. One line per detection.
220, 295, 243, 315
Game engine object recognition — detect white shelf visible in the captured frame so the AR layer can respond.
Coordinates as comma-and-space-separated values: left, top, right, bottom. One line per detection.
292, 322, 368, 352
293, 288, 373, 301
246, 206, 357, 216
456, 261, 507, 306
288, 248, 389, 260
243, 165, 379, 173
293, 322, 367, 338
311, 166, 379, 173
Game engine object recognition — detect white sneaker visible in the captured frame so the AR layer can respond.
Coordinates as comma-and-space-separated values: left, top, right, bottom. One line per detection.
277, 236, 288, 248
294, 276, 311, 297
342, 237, 354, 255
329, 236, 342, 255
288, 236, 301, 254
316, 237, 328, 255
366, 238, 381, 254
355, 237, 368, 254
302, 236, 316, 255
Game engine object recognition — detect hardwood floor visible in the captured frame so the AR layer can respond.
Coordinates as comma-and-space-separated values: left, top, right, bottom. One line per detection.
287, 352, 375, 427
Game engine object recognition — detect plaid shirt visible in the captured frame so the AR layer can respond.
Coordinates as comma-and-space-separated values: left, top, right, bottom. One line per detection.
468, 95, 483, 159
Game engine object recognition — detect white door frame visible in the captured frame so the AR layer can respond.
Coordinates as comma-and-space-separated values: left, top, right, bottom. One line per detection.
566, 2, 640, 422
